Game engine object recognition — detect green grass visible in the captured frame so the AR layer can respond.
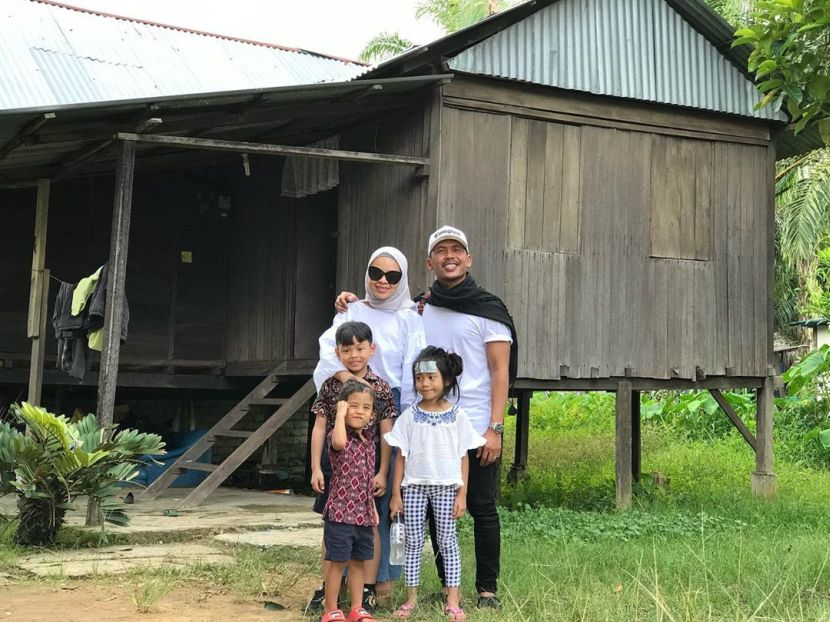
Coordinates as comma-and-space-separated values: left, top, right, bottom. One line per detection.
2, 390, 830, 620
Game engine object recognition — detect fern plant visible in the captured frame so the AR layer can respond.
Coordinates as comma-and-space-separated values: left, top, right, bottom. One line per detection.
0, 403, 164, 546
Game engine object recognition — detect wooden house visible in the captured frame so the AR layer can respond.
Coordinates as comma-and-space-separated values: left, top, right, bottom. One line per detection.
1, 0, 799, 508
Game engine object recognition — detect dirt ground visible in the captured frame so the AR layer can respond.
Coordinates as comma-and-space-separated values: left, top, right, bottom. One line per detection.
0, 582, 309, 622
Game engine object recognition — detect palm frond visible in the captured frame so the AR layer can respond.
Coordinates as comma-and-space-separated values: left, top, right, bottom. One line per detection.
778, 147, 830, 267
358, 32, 414, 63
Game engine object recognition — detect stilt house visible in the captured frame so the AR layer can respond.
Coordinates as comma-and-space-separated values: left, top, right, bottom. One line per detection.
1, 0, 799, 508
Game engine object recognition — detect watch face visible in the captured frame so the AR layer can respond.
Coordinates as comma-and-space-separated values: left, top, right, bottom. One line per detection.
490, 423, 504, 433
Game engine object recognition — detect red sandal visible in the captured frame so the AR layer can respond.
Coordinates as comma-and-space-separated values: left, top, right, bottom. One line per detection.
346, 607, 375, 622
321, 610, 346, 622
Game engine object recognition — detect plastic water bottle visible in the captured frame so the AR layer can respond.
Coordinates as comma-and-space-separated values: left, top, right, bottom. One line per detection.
389, 514, 405, 566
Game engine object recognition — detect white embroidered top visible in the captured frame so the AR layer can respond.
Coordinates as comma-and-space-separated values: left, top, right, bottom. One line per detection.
313, 301, 426, 411
384, 403, 485, 488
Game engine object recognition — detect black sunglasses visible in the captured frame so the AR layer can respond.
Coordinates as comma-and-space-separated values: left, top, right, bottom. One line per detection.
368, 266, 403, 285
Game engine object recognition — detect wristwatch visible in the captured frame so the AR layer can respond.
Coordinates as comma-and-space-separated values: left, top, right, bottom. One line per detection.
488, 422, 505, 434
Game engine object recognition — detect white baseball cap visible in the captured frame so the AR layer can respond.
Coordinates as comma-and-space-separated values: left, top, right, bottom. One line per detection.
428, 225, 469, 255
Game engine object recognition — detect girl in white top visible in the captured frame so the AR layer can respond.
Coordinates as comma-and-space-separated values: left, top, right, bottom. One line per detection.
386, 347, 485, 622
312, 246, 426, 608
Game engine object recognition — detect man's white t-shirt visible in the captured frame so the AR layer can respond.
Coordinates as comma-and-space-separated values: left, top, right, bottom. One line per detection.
422, 304, 513, 435
313, 301, 426, 411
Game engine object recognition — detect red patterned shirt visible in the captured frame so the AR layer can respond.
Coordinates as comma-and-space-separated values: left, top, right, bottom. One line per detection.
325, 429, 376, 525
310, 366, 396, 444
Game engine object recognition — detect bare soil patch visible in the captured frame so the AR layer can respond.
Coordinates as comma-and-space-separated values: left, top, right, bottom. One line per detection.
1, 582, 307, 622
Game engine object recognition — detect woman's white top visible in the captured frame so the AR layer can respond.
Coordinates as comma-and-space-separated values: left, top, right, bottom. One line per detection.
313, 301, 426, 411
384, 403, 486, 488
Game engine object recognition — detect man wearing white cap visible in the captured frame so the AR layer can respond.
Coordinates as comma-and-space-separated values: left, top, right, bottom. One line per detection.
337, 226, 517, 608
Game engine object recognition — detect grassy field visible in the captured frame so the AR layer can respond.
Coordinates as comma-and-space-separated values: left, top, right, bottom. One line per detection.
2, 391, 830, 620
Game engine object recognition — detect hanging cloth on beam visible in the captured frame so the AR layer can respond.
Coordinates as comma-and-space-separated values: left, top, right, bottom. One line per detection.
280, 135, 340, 198
52, 263, 130, 380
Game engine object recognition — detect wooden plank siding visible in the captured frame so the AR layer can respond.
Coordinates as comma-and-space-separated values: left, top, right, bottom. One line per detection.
437, 79, 772, 381
337, 107, 432, 296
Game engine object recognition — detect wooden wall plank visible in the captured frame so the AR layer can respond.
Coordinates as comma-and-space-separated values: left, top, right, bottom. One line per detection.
524, 120, 547, 251
559, 125, 582, 254
507, 117, 528, 249
542, 123, 564, 251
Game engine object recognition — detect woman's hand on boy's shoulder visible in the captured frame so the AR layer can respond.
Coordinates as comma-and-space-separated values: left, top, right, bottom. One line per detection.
335, 291, 358, 313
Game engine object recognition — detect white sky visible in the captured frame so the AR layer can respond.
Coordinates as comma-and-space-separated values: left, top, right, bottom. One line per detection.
61, 0, 447, 61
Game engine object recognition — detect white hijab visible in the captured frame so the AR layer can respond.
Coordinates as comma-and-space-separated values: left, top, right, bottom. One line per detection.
363, 246, 416, 312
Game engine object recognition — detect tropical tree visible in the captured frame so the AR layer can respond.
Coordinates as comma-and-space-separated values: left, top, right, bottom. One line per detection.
359, 32, 414, 63
736, 0, 830, 140
359, 0, 517, 63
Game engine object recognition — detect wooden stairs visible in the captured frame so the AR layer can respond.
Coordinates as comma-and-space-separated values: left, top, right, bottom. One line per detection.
137, 364, 316, 510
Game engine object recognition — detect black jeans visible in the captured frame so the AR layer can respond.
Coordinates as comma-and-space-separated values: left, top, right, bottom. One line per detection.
429, 448, 500, 594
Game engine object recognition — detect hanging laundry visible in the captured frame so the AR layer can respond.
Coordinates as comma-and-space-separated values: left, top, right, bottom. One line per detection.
52, 264, 130, 380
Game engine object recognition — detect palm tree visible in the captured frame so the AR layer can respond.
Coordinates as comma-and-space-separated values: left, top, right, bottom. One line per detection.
359, 32, 415, 63
775, 149, 830, 320
359, 0, 517, 64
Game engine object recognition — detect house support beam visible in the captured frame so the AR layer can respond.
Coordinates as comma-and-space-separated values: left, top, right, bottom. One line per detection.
87, 141, 135, 526
709, 388, 757, 451
26, 179, 50, 406
507, 390, 531, 484
0, 113, 56, 163
95, 140, 136, 428
615, 380, 633, 509
751, 376, 777, 499
116, 132, 430, 172
631, 389, 641, 483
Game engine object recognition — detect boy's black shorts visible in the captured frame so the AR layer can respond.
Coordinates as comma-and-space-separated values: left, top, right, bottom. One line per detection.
324, 520, 374, 562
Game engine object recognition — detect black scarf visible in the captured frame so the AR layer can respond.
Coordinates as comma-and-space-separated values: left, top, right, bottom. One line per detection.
416, 274, 519, 386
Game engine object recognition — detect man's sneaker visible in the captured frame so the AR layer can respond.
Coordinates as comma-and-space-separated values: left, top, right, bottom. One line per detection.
361, 587, 377, 612
306, 585, 326, 614
476, 595, 501, 610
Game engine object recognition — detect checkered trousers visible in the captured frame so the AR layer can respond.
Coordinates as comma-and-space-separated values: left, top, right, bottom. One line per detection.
402, 484, 461, 587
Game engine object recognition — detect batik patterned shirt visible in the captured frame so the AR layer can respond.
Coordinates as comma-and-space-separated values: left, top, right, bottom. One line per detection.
310, 366, 396, 443
324, 429, 376, 525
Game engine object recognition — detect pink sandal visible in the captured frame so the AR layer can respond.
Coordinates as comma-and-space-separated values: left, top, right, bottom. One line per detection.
444, 605, 466, 621
392, 603, 416, 619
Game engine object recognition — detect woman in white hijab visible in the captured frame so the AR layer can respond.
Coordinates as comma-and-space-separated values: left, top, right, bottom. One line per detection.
310, 246, 426, 609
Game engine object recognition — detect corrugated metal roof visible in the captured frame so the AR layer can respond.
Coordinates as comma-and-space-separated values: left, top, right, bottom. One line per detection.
0, 0, 364, 111
447, 0, 783, 121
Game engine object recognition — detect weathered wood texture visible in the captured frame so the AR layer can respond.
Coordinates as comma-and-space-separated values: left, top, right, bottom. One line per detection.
615, 380, 633, 509
438, 79, 773, 381
337, 108, 432, 295
96, 141, 136, 428
2, 156, 335, 383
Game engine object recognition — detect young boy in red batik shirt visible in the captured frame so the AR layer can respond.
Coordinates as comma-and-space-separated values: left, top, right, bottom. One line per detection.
320, 380, 379, 622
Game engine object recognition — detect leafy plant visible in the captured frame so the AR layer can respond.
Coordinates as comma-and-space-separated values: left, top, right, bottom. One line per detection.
0, 402, 164, 547
641, 390, 756, 440
736, 0, 830, 139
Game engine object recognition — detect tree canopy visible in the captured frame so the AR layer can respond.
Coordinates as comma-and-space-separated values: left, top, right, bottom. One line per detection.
736, 0, 830, 141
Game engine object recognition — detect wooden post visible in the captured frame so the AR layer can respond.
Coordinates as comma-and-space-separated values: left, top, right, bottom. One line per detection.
87, 141, 135, 527
95, 140, 136, 428
26, 178, 50, 406
27, 270, 50, 406
615, 380, 633, 509
507, 391, 531, 484
631, 389, 641, 483
751, 376, 777, 499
